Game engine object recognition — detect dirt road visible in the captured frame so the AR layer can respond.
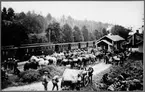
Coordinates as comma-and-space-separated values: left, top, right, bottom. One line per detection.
2, 62, 111, 91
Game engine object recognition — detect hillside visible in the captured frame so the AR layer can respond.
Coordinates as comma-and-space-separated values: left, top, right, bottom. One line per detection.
45, 14, 113, 33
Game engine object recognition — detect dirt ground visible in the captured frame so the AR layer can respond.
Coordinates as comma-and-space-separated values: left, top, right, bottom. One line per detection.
2, 61, 112, 91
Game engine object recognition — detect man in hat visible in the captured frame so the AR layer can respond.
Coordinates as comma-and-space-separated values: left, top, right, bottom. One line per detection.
52, 75, 59, 91
42, 71, 49, 91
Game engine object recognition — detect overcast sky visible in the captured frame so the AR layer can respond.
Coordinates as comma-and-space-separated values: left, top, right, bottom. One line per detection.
1, 1, 144, 30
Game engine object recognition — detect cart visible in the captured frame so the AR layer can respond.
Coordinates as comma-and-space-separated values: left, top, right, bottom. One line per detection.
61, 68, 89, 90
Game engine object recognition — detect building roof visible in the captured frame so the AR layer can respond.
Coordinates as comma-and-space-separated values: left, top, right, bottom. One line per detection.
106, 35, 125, 41
97, 40, 113, 46
97, 35, 125, 42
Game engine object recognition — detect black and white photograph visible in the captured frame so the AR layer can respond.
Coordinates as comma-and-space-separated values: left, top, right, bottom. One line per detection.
1, 1, 144, 91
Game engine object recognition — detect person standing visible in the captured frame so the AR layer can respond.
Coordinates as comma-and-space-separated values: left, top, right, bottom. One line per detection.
13, 58, 18, 74
88, 67, 94, 83
52, 75, 59, 91
3, 60, 7, 70
42, 71, 49, 91
76, 74, 82, 90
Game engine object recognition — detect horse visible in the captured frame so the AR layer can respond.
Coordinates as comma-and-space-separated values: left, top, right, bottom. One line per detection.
45, 55, 57, 65
23, 61, 39, 71
38, 58, 49, 68
95, 51, 104, 61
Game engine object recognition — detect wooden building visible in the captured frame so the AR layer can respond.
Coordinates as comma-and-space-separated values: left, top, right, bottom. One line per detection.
127, 30, 144, 53
96, 34, 125, 52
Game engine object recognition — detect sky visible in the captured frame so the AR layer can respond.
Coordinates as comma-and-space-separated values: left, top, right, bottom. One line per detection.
1, 1, 144, 31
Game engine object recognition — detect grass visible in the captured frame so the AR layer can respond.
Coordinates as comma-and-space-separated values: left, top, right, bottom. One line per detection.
2, 65, 65, 89
90, 52, 143, 91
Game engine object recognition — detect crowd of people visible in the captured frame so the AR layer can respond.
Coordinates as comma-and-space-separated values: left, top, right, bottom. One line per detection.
1, 46, 133, 91
1, 57, 20, 76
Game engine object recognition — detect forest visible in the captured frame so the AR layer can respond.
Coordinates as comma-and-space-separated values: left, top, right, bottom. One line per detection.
1, 7, 131, 46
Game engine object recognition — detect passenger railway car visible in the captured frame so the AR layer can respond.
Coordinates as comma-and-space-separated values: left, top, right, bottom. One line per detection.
1, 40, 96, 62
88, 41, 94, 47
80, 42, 87, 48
71, 42, 79, 50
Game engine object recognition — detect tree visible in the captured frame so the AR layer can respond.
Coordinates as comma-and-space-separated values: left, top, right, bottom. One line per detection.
21, 11, 47, 34
73, 26, 84, 42
110, 25, 131, 39
82, 25, 89, 41
46, 13, 52, 24
88, 32, 95, 41
15, 12, 26, 20
102, 28, 108, 36
2, 7, 7, 20
62, 23, 74, 43
94, 29, 102, 40
46, 22, 63, 43
1, 20, 29, 46
7, 7, 15, 20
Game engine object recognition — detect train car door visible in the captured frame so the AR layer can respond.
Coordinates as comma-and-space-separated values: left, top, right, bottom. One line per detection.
55, 45, 59, 53
15, 48, 26, 61
68, 44, 71, 50
93, 41, 96, 47
78, 43, 81, 49
86, 42, 88, 47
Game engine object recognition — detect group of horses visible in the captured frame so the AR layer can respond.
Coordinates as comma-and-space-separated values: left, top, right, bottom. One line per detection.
23, 48, 100, 71
23, 48, 131, 71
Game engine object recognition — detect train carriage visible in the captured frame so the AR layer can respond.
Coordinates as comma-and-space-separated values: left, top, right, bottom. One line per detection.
1, 40, 96, 62
80, 42, 87, 48
88, 41, 94, 47
71, 42, 79, 50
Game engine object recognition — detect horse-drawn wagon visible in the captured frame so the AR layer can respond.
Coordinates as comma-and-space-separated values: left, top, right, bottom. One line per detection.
61, 68, 89, 90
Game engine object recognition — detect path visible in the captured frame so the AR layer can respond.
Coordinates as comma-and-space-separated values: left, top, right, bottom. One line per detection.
2, 62, 111, 91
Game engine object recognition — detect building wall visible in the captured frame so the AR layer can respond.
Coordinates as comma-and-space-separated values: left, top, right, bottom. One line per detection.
138, 44, 143, 53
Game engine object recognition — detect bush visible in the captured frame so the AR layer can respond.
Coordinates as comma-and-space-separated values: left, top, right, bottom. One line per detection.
1, 79, 12, 89
38, 65, 64, 79
128, 52, 143, 60
19, 69, 41, 83
106, 58, 143, 91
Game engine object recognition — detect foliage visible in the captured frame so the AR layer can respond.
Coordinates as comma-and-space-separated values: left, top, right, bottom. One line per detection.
62, 23, 74, 42
1, 20, 29, 46
73, 26, 84, 42
1, 7, 48, 46
1, 7, 113, 46
7, 7, 15, 20
94, 29, 103, 40
21, 11, 47, 34
2, 65, 65, 89
1, 78, 12, 89
82, 25, 89, 41
102, 28, 108, 36
102, 52, 143, 91
88, 32, 95, 41
58, 15, 111, 34
19, 69, 41, 83
38, 65, 64, 79
2, 7, 8, 20
110, 25, 131, 39
46, 22, 63, 43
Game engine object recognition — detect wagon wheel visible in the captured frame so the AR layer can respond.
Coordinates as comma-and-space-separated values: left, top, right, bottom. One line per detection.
83, 75, 89, 87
